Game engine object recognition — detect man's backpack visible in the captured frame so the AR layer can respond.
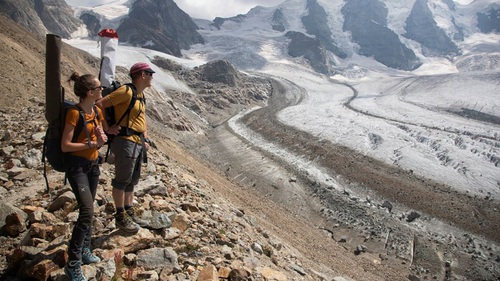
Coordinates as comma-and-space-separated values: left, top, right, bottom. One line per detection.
101, 82, 140, 134
42, 97, 99, 193
101, 83, 144, 162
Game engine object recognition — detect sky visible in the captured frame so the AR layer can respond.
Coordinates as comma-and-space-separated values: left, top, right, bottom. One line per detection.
174, 0, 285, 20
64, 0, 286, 20
64, 0, 500, 202
64, 0, 481, 22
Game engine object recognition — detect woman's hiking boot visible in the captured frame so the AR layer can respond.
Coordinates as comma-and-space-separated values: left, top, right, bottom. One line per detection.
82, 247, 101, 264
126, 206, 149, 228
114, 211, 140, 233
64, 260, 87, 281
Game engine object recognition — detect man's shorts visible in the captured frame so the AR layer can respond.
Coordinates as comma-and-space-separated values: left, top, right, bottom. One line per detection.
110, 137, 143, 191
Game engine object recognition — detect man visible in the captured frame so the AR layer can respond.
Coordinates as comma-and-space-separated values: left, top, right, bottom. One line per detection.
96, 62, 153, 233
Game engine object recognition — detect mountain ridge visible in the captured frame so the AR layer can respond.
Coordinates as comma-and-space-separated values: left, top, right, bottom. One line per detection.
2, 0, 499, 74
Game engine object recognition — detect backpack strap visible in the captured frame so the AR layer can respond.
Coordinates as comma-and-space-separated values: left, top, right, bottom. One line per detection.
72, 105, 93, 148
114, 83, 144, 128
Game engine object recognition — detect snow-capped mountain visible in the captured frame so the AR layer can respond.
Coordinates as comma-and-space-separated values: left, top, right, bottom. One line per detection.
1, 0, 498, 74
187, 0, 500, 74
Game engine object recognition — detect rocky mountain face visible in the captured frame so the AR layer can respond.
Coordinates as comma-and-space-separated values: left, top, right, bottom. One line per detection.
285, 31, 330, 74
211, 15, 246, 30
477, 7, 500, 33
341, 0, 422, 71
302, 0, 346, 60
271, 8, 287, 32
205, 0, 498, 73
0, 0, 204, 56
404, 0, 461, 57
146, 56, 272, 131
0, 0, 81, 38
116, 0, 204, 56
79, 12, 101, 37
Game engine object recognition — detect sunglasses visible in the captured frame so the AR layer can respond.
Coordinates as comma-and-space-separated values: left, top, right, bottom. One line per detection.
90, 86, 105, 90
144, 72, 153, 77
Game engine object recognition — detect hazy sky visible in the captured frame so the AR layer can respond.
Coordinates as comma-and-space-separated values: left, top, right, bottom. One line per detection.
174, 0, 285, 20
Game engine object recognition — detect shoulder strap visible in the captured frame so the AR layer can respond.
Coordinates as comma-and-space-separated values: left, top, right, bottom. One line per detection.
92, 104, 100, 125
72, 105, 92, 147
115, 83, 140, 127
94, 104, 100, 120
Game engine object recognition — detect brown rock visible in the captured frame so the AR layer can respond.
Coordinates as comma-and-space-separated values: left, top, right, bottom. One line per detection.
20, 205, 45, 216
98, 228, 156, 254
28, 223, 53, 240
197, 264, 218, 281
259, 267, 287, 281
47, 191, 75, 212
228, 268, 251, 281
171, 213, 190, 232
5, 212, 26, 237
26, 259, 59, 281
27, 210, 58, 225
181, 202, 200, 212
218, 266, 232, 279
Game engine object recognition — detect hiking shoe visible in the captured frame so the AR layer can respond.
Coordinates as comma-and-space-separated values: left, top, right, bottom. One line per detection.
82, 247, 101, 264
115, 211, 140, 233
126, 206, 149, 228
64, 260, 87, 281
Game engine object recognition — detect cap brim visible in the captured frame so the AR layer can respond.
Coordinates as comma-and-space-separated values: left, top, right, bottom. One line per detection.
145, 69, 155, 73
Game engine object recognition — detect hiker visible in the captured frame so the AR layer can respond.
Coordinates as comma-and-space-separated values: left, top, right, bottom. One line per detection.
96, 62, 153, 233
62, 73, 107, 281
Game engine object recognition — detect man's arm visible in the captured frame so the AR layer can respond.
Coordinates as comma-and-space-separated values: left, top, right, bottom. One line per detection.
95, 97, 112, 109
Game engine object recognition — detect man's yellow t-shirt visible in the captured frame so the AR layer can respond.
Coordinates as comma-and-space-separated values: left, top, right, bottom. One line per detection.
105, 84, 146, 144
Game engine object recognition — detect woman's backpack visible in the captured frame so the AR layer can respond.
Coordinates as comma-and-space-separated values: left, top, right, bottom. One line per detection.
42, 100, 98, 193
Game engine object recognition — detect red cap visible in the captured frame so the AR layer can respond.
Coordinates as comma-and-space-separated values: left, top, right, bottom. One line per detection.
129, 62, 155, 75
98, 29, 119, 39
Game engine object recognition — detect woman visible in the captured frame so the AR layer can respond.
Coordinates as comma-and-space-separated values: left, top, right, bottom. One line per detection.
61, 72, 107, 281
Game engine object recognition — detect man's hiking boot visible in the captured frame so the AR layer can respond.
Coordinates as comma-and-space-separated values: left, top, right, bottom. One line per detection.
65, 260, 87, 281
82, 247, 101, 264
126, 206, 149, 228
114, 211, 140, 233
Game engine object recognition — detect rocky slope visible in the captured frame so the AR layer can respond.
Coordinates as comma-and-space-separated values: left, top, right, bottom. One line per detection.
116, 0, 204, 56
0, 0, 81, 39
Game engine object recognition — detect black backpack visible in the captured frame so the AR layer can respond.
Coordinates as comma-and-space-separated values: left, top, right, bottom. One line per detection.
101, 82, 140, 137
42, 99, 99, 193
101, 83, 145, 161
